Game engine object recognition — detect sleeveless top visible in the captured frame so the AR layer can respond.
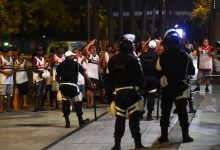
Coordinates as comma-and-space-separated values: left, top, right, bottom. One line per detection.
15, 59, 29, 84
52, 54, 65, 81
87, 54, 99, 80
0, 56, 13, 84
33, 56, 45, 83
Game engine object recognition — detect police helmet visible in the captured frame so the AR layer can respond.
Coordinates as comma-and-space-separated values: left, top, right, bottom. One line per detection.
120, 34, 135, 54
163, 29, 181, 48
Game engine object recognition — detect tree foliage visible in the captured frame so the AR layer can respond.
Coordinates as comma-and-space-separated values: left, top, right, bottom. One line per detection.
0, 0, 86, 36
192, 0, 212, 25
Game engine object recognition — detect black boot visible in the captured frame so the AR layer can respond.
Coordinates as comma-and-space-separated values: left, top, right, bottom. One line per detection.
64, 116, 70, 128
111, 145, 121, 150
146, 111, 153, 121
182, 127, 193, 143
158, 127, 169, 143
74, 101, 89, 127
189, 101, 196, 113
111, 138, 121, 150
134, 137, 145, 148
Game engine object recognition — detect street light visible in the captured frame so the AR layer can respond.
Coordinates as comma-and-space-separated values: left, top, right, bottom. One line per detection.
4, 42, 9, 47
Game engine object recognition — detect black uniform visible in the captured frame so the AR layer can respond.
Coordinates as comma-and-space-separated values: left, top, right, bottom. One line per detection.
182, 45, 196, 113
158, 45, 195, 143
140, 49, 158, 120
108, 52, 145, 149
56, 58, 90, 127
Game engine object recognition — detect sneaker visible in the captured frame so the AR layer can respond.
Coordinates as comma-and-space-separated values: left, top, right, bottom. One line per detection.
193, 87, 200, 92
205, 87, 209, 92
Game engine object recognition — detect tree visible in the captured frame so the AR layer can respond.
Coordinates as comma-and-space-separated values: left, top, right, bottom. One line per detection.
0, 0, 22, 35
192, 0, 212, 26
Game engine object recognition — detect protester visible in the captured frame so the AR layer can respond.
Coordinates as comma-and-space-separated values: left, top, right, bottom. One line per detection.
0, 50, 14, 112
50, 46, 65, 108
108, 34, 145, 150
14, 52, 29, 109
32, 47, 47, 112
193, 38, 216, 92
85, 39, 99, 108
98, 50, 108, 100
76, 48, 88, 100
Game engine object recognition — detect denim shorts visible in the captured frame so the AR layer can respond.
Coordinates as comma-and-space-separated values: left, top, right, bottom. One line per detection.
34, 80, 46, 96
0, 84, 14, 96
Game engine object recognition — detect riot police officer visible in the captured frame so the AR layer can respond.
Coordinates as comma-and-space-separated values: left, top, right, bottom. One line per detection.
140, 40, 158, 120
56, 51, 92, 128
157, 30, 195, 143
108, 34, 145, 150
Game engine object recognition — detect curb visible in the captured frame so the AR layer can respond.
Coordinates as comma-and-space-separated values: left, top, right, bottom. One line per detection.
43, 112, 108, 150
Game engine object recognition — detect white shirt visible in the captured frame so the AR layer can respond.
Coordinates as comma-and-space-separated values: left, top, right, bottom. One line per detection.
77, 57, 87, 85
105, 52, 110, 62
15, 59, 28, 84
0, 56, 13, 84
52, 54, 65, 81
87, 54, 99, 80
33, 56, 45, 83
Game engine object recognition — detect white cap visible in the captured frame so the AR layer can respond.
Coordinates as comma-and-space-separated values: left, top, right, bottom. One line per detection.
155, 39, 161, 43
123, 34, 136, 43
64, 51, 76, 57
148, 40, 157, 49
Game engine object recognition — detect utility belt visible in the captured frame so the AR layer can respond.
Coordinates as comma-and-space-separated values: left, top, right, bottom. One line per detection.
109, 97, 144, 118
113, 86, 140, 95
108, 86, 144, 118
60, 82, 78, 87
59, 82, 80, 101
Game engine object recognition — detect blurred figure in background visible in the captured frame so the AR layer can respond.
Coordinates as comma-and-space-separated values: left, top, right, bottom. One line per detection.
0, 50, 14, 112
32, 47, 47, 112
193, 38, 216, 92
85, 39, 99, 108
14, 52, 29, 109
50, 46, 65, 108
98, 50, 108, 102
76, 48, 88, 100
140, 40, 158, 121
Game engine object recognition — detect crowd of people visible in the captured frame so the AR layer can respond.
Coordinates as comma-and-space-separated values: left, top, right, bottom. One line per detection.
0, 42, 114, 113
0, 29, 217, 149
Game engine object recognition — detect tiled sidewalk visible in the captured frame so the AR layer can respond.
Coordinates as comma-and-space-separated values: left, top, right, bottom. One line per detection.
48, 108, 179, 150
0, 106, 107, 150
48, 86, 220, 150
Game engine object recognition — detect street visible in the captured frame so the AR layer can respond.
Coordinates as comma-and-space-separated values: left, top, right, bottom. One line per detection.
0, 85, 219, 150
